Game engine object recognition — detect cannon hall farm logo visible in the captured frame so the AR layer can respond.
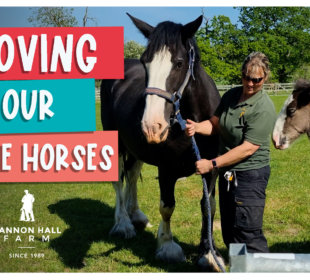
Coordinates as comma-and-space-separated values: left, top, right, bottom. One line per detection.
0, 26, 123, 260
2, 190, 61, 242
20, 190, 35, 222
1, 190, 62, 260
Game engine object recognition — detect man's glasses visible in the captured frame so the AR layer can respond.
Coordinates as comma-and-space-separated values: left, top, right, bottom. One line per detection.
242, 74, 264, 84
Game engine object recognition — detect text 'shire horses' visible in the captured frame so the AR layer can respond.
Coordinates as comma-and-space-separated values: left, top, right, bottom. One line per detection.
273, 79, 310, 149
101, 14, 224, 271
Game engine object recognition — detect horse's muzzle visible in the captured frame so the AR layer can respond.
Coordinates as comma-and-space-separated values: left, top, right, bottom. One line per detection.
142, 88, 173, 144
142, 121, 170, 144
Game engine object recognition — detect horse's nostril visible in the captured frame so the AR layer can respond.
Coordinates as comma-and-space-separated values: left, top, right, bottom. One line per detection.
158, 123, 162, 130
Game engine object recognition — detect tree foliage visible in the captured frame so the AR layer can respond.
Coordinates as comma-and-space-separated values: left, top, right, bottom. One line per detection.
28, 7, 78, 27
197, 7, 310, 84
197, 15, 242, 84
124, 40, 145, 59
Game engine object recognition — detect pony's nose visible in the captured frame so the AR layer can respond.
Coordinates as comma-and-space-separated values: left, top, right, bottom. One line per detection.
273, 133, 288, 150
272, 133, 280, 148
280, 135, 287, 147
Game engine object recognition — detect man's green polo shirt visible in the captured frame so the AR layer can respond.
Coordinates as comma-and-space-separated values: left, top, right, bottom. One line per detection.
214, 86, 276, 171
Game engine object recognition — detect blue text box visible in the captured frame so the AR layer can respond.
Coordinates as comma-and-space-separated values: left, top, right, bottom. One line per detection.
0, 79, 95, 134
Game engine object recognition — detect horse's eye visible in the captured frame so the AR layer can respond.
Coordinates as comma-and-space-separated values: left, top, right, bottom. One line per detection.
176, 61, 183, 69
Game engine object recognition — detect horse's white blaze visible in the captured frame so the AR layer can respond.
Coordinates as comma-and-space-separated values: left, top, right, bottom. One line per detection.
273, 94, 294, 149
142, 47, 173, 143
143, 95, 167, 130
146, 47, 173, 90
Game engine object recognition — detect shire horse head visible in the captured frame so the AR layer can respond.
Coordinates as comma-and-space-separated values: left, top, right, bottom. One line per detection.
273, 79, 310, 149
127, 13, 202, 144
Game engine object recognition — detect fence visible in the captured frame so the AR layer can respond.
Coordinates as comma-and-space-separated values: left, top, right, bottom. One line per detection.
95, 88, 100, 100
95, 83, 295, 100
217, 83, 295, 96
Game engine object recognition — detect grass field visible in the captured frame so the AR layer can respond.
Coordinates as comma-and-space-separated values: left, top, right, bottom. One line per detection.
0, 96, 309, 272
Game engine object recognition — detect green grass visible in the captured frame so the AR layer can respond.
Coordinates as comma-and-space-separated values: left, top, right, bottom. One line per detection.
0, 96, 309, 272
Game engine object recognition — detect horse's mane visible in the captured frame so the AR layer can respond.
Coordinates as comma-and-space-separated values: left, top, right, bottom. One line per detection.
142, 21, 200, 64
295, 79, 310, 91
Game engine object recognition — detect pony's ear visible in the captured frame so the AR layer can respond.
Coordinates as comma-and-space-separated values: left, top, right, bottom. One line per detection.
127, 13, 154, 39
297, 87, 310, 108
181, 15, 203, 40
295, 79, 310, 108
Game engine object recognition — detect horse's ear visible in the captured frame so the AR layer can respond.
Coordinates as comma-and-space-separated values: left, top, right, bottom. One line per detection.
181, 15, 203, 40
127, 13, 154, 39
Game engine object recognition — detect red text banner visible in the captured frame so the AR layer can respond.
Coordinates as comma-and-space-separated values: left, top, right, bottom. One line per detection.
0, 27, 123, 80
0, 131, 118, 182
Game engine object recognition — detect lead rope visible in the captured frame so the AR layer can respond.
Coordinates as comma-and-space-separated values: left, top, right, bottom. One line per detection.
173, 109, 225, 273
172, 44, 226, 273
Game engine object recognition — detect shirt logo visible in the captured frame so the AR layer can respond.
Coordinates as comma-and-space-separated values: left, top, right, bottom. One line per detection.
239, 107, 246, 126
239, 107, 246, 118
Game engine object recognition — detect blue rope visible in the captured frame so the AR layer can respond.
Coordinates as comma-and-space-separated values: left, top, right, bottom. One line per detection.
174, 100, 226, 272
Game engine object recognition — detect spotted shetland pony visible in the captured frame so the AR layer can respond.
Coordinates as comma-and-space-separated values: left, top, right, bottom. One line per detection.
101, 14, 224, 271
273, 80, 310, 149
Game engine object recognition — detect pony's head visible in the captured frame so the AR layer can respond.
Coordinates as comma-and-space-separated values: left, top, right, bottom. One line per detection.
273, 79, 310, 149
128, 13, 202, 144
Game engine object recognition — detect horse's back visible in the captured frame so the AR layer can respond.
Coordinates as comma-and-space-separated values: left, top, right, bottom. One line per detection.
101, 59, 146, 131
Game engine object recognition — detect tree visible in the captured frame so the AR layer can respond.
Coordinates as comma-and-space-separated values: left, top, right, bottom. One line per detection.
82, 7, 97, 27
124, 40, 145, 59
196, 7, 310, 83
238, 7, 310, 82
197, 15, 243, 84
28, 7, 78, 27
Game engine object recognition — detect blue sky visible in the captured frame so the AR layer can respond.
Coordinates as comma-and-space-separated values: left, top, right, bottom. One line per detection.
0, 7, 240, 45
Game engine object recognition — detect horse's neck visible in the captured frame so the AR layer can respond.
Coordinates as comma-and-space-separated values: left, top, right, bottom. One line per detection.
183, 66, 220, 122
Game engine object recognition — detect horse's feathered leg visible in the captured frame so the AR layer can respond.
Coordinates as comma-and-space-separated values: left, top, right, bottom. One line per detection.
198, 169, 226, 271
110, 155, 136, 239
124, 156, 150, 229
156, 167, 185, 263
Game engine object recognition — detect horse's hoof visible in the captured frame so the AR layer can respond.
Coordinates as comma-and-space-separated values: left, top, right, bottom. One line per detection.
198, 252, 226, 272
130, 209, 150, 230
155, 241, 186, 263
109, 219, 136, 239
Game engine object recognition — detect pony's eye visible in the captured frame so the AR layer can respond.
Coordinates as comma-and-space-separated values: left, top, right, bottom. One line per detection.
287, 106, 296, 117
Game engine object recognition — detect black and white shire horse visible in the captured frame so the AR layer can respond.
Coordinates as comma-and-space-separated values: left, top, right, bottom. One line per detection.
101, 14, 224, 271
273, 80, 310, 149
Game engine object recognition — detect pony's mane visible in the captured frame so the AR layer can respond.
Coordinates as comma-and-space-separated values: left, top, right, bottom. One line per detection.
142, 21, 200, 63
295, 79, 310, 91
